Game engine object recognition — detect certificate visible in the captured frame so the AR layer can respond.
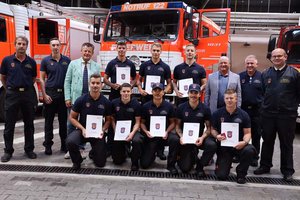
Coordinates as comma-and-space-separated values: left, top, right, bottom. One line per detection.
221, 122, 239, 147
86, 115, 103, 138
182, 122, 200, 144
114, 120, 132, 141
150, 116, 166, 137
179, 78, 193, 97
145, 75, 161, 94
116, 67, 131, 85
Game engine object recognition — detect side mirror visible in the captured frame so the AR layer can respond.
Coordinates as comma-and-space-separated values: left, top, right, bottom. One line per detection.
93, 17, 101, 43
267, 35, 278, 60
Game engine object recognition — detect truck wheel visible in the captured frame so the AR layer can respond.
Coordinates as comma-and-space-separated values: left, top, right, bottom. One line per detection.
0, 89, 5, 122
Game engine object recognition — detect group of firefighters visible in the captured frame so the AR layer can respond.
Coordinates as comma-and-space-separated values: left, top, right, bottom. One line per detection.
0, 36, 299, 184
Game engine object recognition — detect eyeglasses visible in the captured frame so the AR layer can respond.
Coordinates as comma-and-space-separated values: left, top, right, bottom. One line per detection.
271, 55, 284, 58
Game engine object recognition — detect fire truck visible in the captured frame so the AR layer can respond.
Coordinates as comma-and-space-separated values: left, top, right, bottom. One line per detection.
93, 1, 231, 79
267, 26, 300, 123
0, 0, 99, 121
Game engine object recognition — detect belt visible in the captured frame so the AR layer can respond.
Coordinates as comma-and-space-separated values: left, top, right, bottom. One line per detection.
7, 87, 28, 92
46, 88, 63, 92
243, 105, 260, 110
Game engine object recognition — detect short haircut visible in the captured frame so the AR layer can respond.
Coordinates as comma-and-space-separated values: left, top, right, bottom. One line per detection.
116, 41, 127, 46
49, 37, 60, 44
185, 44, 195, 49
151, 42, 162, 49
245, 55, 257, 62
224, 88, 237, 95
15, 36, 28, 45
90, 73, 101, 80
81, 42, 95, 51
120, 83, 132, 90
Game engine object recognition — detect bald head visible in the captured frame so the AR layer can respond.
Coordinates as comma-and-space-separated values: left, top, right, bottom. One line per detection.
271, 48, 287, 69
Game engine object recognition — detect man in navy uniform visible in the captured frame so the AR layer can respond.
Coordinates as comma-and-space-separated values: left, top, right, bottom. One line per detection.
211, 89, 255, 184
40, 37, 71, 155
176, 84, 217, 176
111, 83, 143, 170
0, 36, 37, 162
66, 73, 112, 170
254, 48, 300, 182
140, 82, 180, 174
239, 55, 263, 166
173, 44, 206, 105
104, 41, 137, 100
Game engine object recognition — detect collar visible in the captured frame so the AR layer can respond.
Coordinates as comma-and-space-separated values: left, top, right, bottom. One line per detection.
81, 57, 91, 65
274, 65, 286, 71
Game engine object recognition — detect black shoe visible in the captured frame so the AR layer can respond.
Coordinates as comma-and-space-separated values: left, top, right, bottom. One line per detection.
72, 163, 81, 170
26, 151, 37, 159
157, 152, 167, 160
232, 156, 240, 163
60, 145, 67, 153
1, 153, 12, 162
167, 166, 178, 175
131, 165, 139, 171
237, 177, 246, 184
250, 159, 258, 167
254, 166, 270, 175
44, 147, 52, 155
283, 174, 293, 182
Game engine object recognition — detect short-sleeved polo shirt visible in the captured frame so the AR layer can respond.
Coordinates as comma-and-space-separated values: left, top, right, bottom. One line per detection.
40, 54, 70, 88
176, 101, 211, 137
211, 107, 251, 141
141, 100, 175, 130
105, 57, 136, 83
173, 62, 206, 85
72, 93, 112, 128
0, 54, 37, 88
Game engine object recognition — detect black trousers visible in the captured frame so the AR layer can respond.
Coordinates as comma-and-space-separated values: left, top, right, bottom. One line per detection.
140, 132, 180, 169
66, 130, 107, 167
260, 116, 296, 176
177, 136, 217, 173
43, 90, 67, 149
215, 144, 255, 180
111, 132, 143, 166
3, 88, 35, 154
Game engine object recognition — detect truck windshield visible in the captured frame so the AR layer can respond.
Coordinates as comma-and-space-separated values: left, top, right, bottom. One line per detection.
104, 10, 179, 42
285, 29, 300, 63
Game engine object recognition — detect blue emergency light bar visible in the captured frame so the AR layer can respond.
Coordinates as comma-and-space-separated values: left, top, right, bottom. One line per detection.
110, 2, 186, 12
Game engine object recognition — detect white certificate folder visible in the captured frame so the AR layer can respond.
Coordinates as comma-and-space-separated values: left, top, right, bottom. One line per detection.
86, 115, 103, 138
114, 120, 132, 141
145, 75, 161, 94
221, 122, 239, 147
182, 122, 200, 144
116, 67, 131, 85
150, 116, 166, 137
179, 78, 193, 97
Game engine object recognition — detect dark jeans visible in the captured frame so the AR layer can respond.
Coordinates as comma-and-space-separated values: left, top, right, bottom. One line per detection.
43, 90, 67, 149
3, 88, 35, 154
177, 136, 217, 173
140, 132, 180, 169
66, 130, 107, 167
260, 116, 296, 176
215, 144, 256, 179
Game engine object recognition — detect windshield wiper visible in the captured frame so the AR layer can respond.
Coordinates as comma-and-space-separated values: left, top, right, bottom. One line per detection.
147, 34, 164, 44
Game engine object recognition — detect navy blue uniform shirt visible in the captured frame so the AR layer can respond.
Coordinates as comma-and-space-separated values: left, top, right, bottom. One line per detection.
173, 62, 206, 85
112, 98, 141, 131
105, 57, 136, 83
176, 101, 211, 137
72, 93, 112, 128
40, 54, 70, 88
239, 70, 263, 108
211, 107, 251, 141
141, 100, 175, 131
0, 54, 37, 88
139, 59, 171, 89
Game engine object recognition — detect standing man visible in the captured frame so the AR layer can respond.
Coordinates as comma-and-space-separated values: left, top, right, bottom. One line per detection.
137, 42, 172, 160
176, 84, 217, 176
173, 44, 207, 105
239, 55, 263, 166
111, 83, 142, 170
205, 56, 241, 114
64, 42, 100, 159
0, 36, 37, 162
254, 48, 300, 182
211, 89, 256, 184
66, 73, 111, 170
103, 41, 137, 100
140, 83, 180, 174
40, 37, 71, 155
